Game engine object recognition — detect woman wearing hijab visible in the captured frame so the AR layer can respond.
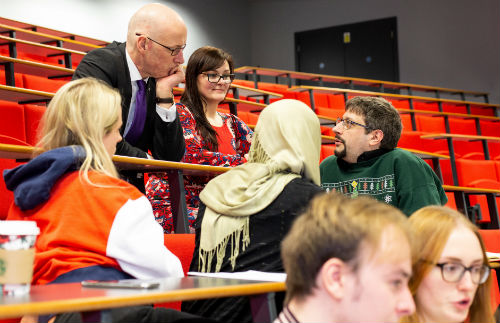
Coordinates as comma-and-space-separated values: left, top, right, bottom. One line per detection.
181, 99, 324, 322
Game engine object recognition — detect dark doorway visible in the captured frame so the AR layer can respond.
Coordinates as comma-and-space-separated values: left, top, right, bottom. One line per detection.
295, 17, 399, 87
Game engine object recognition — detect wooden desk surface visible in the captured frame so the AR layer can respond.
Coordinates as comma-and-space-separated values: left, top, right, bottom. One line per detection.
321, 135, 335, 144
289, 85, 499, 109
0, 23, 100, 52
0, 143, 38, 159
242, 124, 337, 145
401, 148, 449, 160
0, 17, 108, 47
0, 144, 230, 177
172, 87, 267, 109
397, 108, 500, 121
0, 276, 285, 319
231, 84, 283, 99
421, 133, 500, 142
224, 97, 267, 108
113, 155, 229, 176
0, 35, 87, 58
0, 55, 74, 78
0, 85, 53, 104
443, 184, 500, 195
317, 114, 336, 126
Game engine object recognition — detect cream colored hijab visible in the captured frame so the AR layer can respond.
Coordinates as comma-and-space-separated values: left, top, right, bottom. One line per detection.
198, 99, 321, 272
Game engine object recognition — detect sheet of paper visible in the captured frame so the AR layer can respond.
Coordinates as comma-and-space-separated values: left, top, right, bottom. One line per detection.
188, 270, 286, 282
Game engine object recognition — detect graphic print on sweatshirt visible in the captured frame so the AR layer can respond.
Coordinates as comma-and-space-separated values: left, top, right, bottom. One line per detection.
322, 174, 395, 202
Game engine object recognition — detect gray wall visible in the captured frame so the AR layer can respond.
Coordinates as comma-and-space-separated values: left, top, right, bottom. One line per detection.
168, 0, 251, 68
248, 0, 500, 104
0, 0, 251, 66
2, 0, 498, 103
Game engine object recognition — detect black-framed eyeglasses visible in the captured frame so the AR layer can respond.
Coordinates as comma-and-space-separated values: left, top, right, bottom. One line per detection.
201, 72, 235, 84
135, 33, 185, 56
336, 117, 371, 131
435, 262, 490, 285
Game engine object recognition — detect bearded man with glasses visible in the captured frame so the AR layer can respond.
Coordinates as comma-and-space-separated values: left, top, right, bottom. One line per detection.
73, 3, 187, 191
320, 96, 447, 216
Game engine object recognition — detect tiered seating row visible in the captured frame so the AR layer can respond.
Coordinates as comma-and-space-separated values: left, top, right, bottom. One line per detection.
0, 35, 87, 69
0, 19, 103, 72
0, 100, 44, 220
1, 16, 499, 229
1, 16, 498, 316
2, 60, 499, 229
232, 79, 500, 229
286, 85, 499, 118
0, 17, 108, 47
0, 22, 104, 52
234, 66, 491, 103
0, 55, 73, 84
1, 99, 44, 146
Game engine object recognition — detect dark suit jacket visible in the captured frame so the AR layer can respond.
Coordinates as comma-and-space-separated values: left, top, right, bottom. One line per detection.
72, 41, 185, 161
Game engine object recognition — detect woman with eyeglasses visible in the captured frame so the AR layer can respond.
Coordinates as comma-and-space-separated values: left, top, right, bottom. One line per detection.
146, 46, 252, 233
402, 206, 494, 323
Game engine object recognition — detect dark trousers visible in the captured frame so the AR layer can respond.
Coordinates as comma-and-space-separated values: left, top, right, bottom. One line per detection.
54, 306, 219, 323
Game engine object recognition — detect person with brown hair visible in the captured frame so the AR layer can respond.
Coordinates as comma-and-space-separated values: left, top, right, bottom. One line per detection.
403, 206, 494, 323
146, 46, 252, 233
276, 192, 415, 323
320, 96, 447, 216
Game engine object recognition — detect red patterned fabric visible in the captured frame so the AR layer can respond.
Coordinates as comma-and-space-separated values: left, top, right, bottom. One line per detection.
146, 103, 253, 233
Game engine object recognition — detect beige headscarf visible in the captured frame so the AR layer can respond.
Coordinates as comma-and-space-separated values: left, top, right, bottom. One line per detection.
198, 99, 321, 272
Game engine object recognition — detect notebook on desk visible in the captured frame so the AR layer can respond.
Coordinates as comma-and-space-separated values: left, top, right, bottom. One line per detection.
188, 270, 286, 282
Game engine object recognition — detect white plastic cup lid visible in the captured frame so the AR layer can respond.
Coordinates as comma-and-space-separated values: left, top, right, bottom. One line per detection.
0, 221, 40, 235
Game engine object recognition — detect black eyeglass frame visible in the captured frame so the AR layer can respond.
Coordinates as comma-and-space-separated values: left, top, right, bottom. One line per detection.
335, 117, 372, 131
201, 72, 236, 84
435, 262, 490, 285
135, 33, 186, 56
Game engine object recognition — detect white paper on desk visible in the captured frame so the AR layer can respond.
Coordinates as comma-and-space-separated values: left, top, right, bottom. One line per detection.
188, 270, 286, 282
486, 251, 500, 262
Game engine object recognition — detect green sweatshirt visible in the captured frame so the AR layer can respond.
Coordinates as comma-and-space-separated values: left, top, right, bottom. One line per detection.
320, 148, 447, 216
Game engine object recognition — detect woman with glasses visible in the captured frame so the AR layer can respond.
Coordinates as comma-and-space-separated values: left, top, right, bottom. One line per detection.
146, 46, 252, 233
403, 206, 494, 323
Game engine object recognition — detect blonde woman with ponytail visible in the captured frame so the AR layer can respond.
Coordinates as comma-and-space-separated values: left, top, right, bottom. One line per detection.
37, 76, 120, 181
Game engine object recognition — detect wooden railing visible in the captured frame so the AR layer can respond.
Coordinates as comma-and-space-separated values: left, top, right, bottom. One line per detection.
236, 66, 491, 103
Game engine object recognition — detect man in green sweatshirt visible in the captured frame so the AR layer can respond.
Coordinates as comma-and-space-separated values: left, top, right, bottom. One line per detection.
320, 96, 447, 216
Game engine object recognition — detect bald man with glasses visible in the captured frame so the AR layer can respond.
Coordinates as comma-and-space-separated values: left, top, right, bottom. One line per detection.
73, 3, 186, 184
320, 96, 447, 216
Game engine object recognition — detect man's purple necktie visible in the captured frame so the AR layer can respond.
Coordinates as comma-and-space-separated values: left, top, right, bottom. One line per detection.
125, 80, 147, 145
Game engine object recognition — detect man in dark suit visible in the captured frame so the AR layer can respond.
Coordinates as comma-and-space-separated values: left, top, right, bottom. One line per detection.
73, 3, 186, 162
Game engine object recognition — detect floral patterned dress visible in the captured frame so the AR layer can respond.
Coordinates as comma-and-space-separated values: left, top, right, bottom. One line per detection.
146, 103, 253, 233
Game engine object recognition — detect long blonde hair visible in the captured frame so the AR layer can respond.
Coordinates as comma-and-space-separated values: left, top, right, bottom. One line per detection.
37, 77, 121, 182
403, 206, 493, 323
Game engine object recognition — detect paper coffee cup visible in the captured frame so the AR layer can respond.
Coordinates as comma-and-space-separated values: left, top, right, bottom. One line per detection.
0, 220, 40, 296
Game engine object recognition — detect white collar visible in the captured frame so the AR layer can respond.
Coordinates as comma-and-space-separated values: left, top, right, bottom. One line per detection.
125, 49, 146, 83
